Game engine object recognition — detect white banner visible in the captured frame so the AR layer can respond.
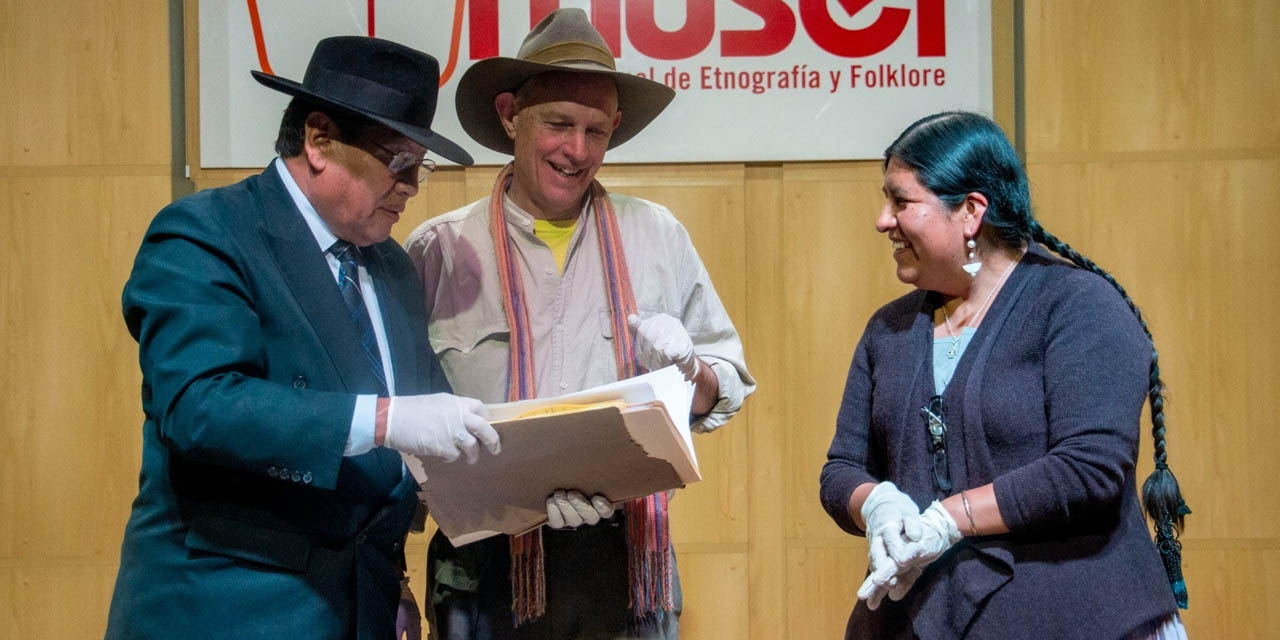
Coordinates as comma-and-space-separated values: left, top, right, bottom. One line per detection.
199, 0, 992, 166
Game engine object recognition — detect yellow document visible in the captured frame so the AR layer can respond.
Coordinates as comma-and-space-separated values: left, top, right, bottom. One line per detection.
515, 400, 627, 419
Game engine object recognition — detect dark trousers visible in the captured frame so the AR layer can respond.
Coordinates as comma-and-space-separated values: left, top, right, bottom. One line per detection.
426, 517, 681, 640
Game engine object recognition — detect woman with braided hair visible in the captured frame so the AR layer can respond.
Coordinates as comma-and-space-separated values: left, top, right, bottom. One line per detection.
819, 111, 1189, 639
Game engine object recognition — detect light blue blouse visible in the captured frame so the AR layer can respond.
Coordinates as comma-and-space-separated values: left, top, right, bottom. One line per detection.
933, 327, 978, 395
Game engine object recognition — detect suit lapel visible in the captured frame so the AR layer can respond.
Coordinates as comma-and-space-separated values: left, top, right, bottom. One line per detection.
257, 168, 383, 396
365, 243, 419, 394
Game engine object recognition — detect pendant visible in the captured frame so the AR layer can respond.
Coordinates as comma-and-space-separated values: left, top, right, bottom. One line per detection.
946, 340, 959, 359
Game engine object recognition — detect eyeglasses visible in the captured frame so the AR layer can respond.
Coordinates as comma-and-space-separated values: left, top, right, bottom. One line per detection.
359, 136, 437, 184
920, 395, 952, 493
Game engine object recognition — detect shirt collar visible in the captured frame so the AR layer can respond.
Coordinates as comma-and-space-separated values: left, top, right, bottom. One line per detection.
501, 191, 591, 232
274, 157, 339, 253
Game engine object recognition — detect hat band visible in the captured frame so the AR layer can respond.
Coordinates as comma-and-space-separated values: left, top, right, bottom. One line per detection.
305, 67, 421, 123
523, 41, 615, 69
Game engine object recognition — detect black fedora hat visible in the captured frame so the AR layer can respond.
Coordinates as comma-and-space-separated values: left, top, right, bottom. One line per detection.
253, 36, 473, 165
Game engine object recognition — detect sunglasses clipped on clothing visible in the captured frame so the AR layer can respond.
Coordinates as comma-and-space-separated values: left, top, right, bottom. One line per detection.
920, 395, 953, 493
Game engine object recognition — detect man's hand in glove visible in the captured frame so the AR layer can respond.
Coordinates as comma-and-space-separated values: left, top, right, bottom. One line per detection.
628, 313, 699, 380
383, 393, 500, 464
546, 490, 615, 529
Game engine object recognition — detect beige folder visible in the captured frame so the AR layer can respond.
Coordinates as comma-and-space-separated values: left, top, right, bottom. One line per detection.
410, 368, 700, 546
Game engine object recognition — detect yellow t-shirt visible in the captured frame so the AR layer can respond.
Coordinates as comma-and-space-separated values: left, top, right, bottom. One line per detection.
533, 217, 579, 272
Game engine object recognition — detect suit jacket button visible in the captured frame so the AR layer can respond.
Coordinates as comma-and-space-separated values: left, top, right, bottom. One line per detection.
302, 472, 313, 484
356, 533, 368, 544
292, 376, 307, 389
267, 466, 278, 478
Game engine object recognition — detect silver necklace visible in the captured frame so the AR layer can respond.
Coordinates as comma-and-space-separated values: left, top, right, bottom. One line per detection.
939, 252, 1023, 359
940, 305, 963, 359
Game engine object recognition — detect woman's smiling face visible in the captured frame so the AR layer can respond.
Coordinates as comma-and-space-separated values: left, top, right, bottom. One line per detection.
875, 157, 970, 292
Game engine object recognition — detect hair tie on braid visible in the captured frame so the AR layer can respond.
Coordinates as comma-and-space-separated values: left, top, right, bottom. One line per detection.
1031, 220, 1190, 609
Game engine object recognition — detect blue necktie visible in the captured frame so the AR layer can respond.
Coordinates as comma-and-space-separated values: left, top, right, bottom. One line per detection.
329, 240, 388, 394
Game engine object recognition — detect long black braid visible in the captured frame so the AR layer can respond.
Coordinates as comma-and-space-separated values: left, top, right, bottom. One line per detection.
887, 111, 1190, 608
1028, 220, 1190, 606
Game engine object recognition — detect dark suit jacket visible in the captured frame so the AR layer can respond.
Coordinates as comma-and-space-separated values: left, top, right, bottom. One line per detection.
105, 164, 448, 640
820, 247, 1176, 639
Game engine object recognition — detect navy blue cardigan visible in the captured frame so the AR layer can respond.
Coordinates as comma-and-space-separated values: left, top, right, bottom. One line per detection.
820, 247, 1177, 639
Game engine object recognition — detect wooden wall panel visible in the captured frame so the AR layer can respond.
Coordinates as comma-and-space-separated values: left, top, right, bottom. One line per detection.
741, 164, 789, 638
1024, 0, 1280, 155
1, 565, 121, 638
1, 176, 166, 563
1178, 545, 1280, 638
0, 1, 170, 167
786, 546, 865, 639
1, 164, 159, 562
674, 551, 750, 639
1, 3, 172, 639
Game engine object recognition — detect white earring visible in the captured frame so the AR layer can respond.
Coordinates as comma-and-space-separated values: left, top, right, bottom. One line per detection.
962, 238, 982, 277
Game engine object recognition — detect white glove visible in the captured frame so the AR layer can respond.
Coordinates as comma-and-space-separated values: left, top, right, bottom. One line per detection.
545, 490, 615, 529
857, 534, 925, 610
858, 533, 898, 610
627, 313, 699, 380
894, 500, 962, 570
860, 482, 923, 562
886, 564, 923, 602
383, 394, 500, 464
857, 483, 928, 610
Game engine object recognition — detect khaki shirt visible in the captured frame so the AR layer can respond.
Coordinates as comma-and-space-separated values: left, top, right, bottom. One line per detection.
404, 192, 754, 432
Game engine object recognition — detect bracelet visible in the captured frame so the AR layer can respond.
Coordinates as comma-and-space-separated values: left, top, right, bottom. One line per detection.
960, 490, 979, 537
375, 397, 390, 446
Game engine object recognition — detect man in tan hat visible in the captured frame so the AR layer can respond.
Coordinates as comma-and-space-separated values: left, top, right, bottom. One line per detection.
404, 8, 754, 639
105, 36, 499, 639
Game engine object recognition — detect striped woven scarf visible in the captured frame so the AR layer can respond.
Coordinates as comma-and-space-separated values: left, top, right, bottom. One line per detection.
487, 163, 675, 625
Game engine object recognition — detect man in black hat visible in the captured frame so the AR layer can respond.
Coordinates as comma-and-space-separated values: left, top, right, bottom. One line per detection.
104, 37, 498, 639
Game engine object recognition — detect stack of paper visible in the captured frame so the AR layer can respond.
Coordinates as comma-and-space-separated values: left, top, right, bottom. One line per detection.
405, 366, 700, 545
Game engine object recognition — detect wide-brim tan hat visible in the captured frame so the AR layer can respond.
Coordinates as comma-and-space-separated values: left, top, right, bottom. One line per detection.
455, 8, 675, 155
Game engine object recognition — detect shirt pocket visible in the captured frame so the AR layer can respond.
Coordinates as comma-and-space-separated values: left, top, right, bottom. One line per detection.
430, 319, 511, 400
429, 319, 509, 356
